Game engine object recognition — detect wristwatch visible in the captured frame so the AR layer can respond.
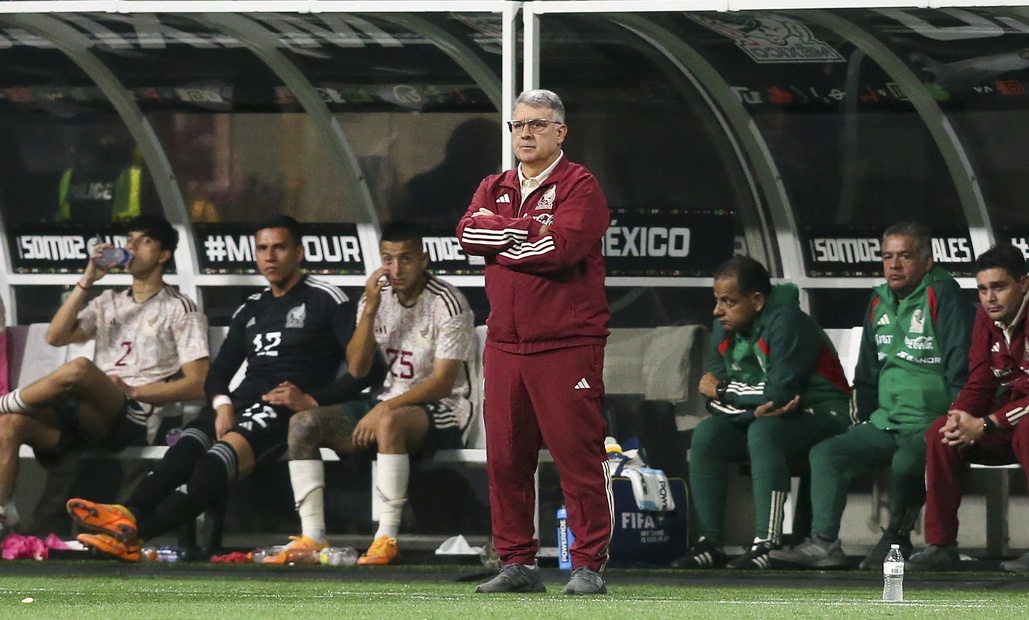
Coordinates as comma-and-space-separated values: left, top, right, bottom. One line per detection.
716, 380, 729, 402
982, 416, 997, 435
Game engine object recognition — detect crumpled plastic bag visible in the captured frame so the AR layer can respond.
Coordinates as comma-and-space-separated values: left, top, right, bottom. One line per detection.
211, 551, 252, 564
2, 534, 47, 560
435, 534, 482, 555
43, 534, 70, 551
1, 533, 72, 560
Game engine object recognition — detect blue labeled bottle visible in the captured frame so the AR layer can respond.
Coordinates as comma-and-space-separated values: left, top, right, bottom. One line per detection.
557, 506, 575, 571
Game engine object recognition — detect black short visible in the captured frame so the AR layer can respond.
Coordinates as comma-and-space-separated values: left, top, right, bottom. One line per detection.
339, 397, 463, 458
35, 398, 148, 469
187, 402, 294, 465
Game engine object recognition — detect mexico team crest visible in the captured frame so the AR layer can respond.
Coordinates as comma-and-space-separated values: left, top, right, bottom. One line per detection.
690, 13, 845, 65
286, 304, 306, 329
909, 309, 925, 334
536, 185, 556, 211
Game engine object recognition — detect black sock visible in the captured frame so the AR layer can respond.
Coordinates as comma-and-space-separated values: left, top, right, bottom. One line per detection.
137, 441, 238, 541
126, 428, 212, 520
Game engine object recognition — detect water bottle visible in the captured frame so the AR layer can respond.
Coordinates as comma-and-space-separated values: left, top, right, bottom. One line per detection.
141, 545, 184, 562
95, 247, 131, 269
157, 546, 183, 562
284, 548, 321, 565
882, 543, 904, 602
339, 547, 359, 565
319, 546, 359, 566
557, 506, 575, 571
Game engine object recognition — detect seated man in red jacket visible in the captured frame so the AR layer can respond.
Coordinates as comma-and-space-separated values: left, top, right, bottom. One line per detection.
907, 244, 1029, 571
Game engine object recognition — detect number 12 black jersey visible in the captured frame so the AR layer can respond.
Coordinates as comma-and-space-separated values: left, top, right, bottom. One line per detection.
205, 275, 357, 407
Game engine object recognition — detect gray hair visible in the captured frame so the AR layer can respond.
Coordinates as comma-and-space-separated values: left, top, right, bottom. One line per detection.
883, 221, 932, 259
515, 89, 565, 123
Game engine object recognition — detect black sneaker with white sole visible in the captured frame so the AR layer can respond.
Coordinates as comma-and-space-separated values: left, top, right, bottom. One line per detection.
670, 537, 727, 569
727, 540, 778, 570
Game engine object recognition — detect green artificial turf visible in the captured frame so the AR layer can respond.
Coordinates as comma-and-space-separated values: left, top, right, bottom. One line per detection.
1, 574, 1027, 619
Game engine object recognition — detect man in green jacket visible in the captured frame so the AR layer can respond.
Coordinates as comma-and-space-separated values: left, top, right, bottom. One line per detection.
770, 222, 974, 570
673, 256, 852, 570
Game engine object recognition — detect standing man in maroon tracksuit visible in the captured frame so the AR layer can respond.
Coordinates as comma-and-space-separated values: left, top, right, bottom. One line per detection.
457, 89, 612, 595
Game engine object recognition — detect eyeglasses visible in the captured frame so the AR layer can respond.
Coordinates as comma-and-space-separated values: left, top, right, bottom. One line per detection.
506, 118, 564, 134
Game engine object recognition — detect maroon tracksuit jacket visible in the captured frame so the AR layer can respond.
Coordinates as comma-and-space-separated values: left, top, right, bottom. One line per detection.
924, 299, 1029, 544
457, 155, 613, 570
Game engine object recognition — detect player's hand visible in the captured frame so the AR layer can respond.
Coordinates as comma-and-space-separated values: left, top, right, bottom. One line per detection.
363, 266, 389, 307
262, 381, 318, 412
351, 401, 391, 449
107, 374, 136, 399
699, 372, 722, 400
472, 208, 494, 217
754, 394, 801, 418
215, 404, 236, 439
82, 241, 113, 285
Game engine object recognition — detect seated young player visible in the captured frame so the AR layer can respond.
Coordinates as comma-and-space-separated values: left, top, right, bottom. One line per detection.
0, 215, 208, 530
265, 222, 475, 565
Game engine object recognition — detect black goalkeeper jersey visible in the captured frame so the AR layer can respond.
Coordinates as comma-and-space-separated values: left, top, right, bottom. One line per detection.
205, 274, 357, 407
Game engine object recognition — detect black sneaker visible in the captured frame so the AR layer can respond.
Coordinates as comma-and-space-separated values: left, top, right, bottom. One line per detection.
670, 537, 727, 569
727, 540, 778, 570
858, 528, 912, 571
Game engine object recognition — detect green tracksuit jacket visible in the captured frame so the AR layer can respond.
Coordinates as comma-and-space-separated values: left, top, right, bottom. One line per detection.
707, 283, 851, 421
854, 265, 974, 432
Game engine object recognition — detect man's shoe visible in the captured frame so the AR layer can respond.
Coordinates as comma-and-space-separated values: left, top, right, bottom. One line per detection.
262, 534, 329, 565
356, 536, 399, 565
858, 528, 912, 571
77, 532, 141, 562
727, 540, 778, 570
670, 537, 727, 569
475, 564, 546, 593
67, 499, 138, 543
563, 566, 607, 595
1000, 550, 1029, 573
906, 544, 961, 571
769, 537, 849, 569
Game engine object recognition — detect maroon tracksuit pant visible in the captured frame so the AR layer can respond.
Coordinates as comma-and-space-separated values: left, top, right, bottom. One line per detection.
924, 414, 1029, 545
483, 344, 613, 571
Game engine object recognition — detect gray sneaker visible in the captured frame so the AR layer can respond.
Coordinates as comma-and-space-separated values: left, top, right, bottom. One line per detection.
1001, 550, 1029, 573
769, 537, 849, 569
562, 566, 607, 595
906, 544, 961, 571
475, 564, 546, 593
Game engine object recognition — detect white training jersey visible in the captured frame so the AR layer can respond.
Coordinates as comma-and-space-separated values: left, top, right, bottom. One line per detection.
78, 285, 210, 388
358, 275, 475, 432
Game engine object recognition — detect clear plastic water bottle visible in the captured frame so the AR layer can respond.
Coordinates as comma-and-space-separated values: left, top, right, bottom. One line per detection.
556, 505, 575, 571
319, 546, 359, 566
95, 247, 131, 269
282, 548, 320, 565
882, 543, 904, 602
